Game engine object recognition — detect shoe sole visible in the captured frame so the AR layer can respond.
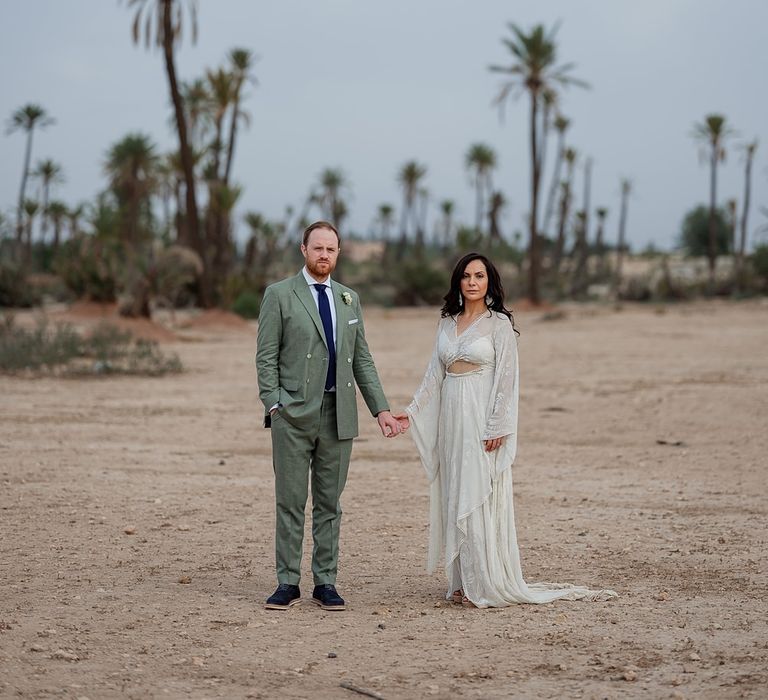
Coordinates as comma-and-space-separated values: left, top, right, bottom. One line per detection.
264, 598, 301, 610
311, 598, 346, 611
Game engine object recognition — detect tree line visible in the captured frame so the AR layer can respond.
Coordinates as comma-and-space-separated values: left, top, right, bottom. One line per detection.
2, 1, 766, 314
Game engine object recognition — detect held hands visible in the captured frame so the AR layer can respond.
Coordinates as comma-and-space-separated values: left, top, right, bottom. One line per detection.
377, 410, 407, 438
392, 412, 410, 432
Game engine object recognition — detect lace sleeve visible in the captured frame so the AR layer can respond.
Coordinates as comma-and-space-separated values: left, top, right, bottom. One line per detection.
407, 320, 446, 416
482, 317, 519, 442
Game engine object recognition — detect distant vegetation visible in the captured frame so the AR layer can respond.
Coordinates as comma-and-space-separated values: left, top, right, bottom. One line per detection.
0, 316, 182, 376
2, 2, 766, 317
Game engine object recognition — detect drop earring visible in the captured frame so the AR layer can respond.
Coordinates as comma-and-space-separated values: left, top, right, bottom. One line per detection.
458, 295, 463, 308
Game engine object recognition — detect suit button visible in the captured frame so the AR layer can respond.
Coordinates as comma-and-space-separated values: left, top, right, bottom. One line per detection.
347, 382, 352, 387
347, 358, 351, 363
306, 379, 310, 383
307, 353, 312, 359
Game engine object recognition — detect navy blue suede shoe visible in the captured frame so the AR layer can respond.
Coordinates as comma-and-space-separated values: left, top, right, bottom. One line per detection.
312, 584, 346, 611
265, 584, 301, 610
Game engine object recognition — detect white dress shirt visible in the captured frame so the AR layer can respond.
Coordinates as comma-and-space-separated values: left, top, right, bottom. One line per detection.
301, 266, 338, 348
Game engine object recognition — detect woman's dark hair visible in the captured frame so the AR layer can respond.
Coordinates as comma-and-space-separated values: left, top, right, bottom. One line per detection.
441, 252, 517, 331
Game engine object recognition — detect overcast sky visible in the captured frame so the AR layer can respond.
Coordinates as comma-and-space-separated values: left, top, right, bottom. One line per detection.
1, 0, 767, 251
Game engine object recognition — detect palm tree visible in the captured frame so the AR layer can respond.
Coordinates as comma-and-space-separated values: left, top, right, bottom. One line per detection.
727, 198, 738, 261
735, 139, 758, 290
224, 48, 257, 186
613, 178, 632, 296
488, 191, 507, 243
67, 202, 86, 240
553, 147, 577, 273
490, 22, 587, 303
396, 160, 427, 260
317, 168, 349, 229
581, 157, 593, 260
541, 114, 570, 235
416, 187, 430, 251
376, 204, 395, 241
105, 133, 158, 249
570, 209, 589, 296
128, 0, 207, 302
208, 183, 242, 294
692, 113, 734, 290
594, 207, 608, 277
244, 211, 280, 291
47, 201, 68, 251
22, 199, 39, 261
179, 78, 211, 151
438, 199, 455, 249
6, 104, 54, 246
205, 67, 236, 181
465, 143, 497, 236
32, 159, 64, 245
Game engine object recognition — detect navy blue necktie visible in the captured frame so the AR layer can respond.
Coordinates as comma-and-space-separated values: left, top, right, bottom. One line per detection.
313, 284, 336, 390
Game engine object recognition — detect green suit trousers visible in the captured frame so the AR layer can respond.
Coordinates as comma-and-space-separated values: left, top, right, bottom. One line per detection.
270, 392, 353, 585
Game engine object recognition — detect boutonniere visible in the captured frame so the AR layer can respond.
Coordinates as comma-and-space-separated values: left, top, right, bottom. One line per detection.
341, 292, 352, 306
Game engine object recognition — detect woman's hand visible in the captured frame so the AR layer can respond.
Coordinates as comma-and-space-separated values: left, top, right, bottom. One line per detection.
483, 436, 505, 452
392, 412, 410, 432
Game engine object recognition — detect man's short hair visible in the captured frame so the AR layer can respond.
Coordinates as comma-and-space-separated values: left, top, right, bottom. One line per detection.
303, 220, 341, 247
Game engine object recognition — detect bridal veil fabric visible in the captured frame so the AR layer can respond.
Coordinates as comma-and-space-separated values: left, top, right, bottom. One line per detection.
406, 312, 617, 607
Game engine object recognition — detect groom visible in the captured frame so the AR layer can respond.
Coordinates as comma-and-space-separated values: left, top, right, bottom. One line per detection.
256, 221, 402, 611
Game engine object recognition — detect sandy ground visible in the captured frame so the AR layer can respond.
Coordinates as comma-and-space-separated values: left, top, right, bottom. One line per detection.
1, 300, 767, 699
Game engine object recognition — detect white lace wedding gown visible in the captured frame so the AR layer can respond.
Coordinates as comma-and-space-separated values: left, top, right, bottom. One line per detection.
406, 312, 617, 607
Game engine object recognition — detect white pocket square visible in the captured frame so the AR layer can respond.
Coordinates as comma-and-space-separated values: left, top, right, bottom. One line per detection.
348, 318, 359, 325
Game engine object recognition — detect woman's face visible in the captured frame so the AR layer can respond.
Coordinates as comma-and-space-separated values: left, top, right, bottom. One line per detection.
460, 259, 489, 304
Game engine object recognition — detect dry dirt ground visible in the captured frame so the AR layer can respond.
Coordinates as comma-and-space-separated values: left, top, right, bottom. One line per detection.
1, 301, 766, 699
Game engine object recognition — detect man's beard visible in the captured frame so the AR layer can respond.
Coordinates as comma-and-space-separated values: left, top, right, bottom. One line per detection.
306, 258, 335, 279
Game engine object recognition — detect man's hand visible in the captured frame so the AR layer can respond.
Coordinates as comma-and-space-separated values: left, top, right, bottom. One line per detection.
377, 410, 403, 438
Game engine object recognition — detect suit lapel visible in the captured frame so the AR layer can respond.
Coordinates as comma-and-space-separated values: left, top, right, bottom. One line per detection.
330, 281, 346, 358
292, 274, 327, 349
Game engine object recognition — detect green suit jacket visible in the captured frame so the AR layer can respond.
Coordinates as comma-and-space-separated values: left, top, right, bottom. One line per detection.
256, 272, 389, 440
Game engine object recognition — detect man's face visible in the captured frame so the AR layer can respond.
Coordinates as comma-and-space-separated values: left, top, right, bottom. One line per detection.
301, 227, 339, 281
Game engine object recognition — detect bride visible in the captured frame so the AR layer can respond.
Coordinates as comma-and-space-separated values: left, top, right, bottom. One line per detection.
395, 253, 616, 608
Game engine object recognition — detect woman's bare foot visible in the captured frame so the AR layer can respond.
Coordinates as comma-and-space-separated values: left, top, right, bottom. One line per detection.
461, 595, 477, 608
451, 589, 463, 604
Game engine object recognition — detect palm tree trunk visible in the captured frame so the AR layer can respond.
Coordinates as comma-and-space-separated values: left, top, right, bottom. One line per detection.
475, 177, 483, 235
528, 92, 541, 304
707, 147, 717, 291
40, 182, 51, 246
24, 215, 34, 263
542, 131, 565, 236
396, 195, 409, 262
212, 117, 224, 182
613, 188, 629, 298
161, 0, 206, 305
736, 149, 754, 292
553, 183, 569, 274
53, 219, 61, 251
582, 158, 592, 254
570, 218, 589, 297
223, 95, 240, 186
595, 220, 605, 276
16, 129, 35, 246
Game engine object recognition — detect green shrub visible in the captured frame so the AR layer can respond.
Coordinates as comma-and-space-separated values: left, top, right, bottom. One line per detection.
0, 316, 182, 376
0, 262, 41, 308
393, 260, 449, 306
53, 237, 120, 302
752, 245, 768, 285
0, 315, 81, 370
231, 290, 262, 319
